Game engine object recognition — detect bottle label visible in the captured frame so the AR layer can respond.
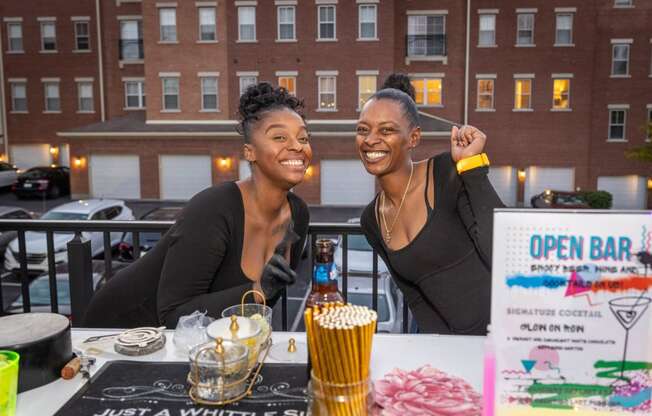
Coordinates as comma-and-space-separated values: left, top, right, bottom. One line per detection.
313, 263, 335, 285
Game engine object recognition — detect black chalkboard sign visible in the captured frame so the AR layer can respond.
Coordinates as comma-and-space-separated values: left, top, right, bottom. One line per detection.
55, 361, 309, 416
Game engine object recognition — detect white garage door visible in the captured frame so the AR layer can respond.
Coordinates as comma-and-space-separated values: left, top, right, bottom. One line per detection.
597, 176, 647, 209
10, 144, 51, 169
524, 167, 574, 205
90, 155, 141, 199
160, 155, 212, 200
239, 159, 251, 180
488, 166, 517, 207
321, 160, 375, 205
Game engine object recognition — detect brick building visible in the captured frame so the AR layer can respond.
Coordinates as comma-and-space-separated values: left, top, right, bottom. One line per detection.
0, 0, 650, 208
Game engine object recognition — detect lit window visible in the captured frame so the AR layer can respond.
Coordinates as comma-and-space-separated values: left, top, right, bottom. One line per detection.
477, 79, 494, 110
124, 81, 146, 109
120, 20, 143, 60
411, 78, 442, 106
514, 79, 532, 110
239, 76, 257, 95
198, 7, 217, 41
612, 44, 630, 76
516, 13, 534, 45
159, 8, 177, 42
44, 82, 60, 112
359, 4, 377, 40
7, 23, 23, 52
608, 109, 626, 140
278, 6, 295, 40
41, 22, 57, 51
318, 5, 336, 40
478, 15, 495, 46
162, 77, 179, 110
238, 7, 256, 41
555, 14, 572, 45
358, 75, 377, 109
77, 82, 94, 112
201, 77, 218, 111
407, 15, 446, 56
278, 76, 296, 96
10, 82, 27, 112
552, 79, 570, 109
318, 76, 337, 110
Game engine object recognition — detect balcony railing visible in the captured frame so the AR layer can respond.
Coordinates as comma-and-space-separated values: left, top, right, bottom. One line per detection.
119, 39, 144, 60
406, 34, 447, 57
0, 220, 410, 333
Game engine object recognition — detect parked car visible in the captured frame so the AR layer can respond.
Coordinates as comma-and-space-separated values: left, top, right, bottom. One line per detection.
4, 199, 134, 274
0, 206, 37, 259
117, 206, 183, 261
12, 166, 70, 199
0, 162, 19, 189
6, 260, 131, 315
531, 190, 591, 209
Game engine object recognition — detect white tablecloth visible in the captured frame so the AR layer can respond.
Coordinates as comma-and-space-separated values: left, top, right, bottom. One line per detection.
16, 329, 485, 416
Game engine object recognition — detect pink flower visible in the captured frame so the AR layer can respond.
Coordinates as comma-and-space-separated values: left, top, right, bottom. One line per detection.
374, 365, 482, 416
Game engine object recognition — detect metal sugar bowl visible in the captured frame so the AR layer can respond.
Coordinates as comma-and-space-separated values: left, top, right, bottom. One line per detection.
187, 290, 272, 405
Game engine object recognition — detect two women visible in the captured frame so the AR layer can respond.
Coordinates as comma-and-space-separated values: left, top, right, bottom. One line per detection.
84, 83, 311, 328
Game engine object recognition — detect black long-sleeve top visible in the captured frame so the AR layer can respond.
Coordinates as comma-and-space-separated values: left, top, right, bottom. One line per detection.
360, 152, 504, 335
83, 182, 309, 329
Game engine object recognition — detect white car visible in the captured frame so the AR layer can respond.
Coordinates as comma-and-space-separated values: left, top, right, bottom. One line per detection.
0, 162, 18, 188
4, 199, 134, 273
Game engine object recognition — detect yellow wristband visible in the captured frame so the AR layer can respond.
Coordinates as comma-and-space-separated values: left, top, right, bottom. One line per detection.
456, 153, 490, 174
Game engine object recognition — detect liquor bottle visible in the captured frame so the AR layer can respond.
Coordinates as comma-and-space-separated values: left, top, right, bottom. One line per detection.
306, 239, 344, 307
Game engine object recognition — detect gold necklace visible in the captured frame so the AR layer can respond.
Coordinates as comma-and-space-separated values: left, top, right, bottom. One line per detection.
380, 162, 414, 244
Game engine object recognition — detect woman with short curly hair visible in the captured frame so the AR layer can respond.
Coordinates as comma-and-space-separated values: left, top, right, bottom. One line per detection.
84, 82, 311, 328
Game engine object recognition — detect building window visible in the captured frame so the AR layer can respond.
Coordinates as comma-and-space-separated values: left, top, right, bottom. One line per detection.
77, 82, 94, 112
278, 76, 296, 96
44, 82, 61, 112
124, 80, 146, 109
277, 6, 295, 41
647, 107, 652, 142
407, 15, 446, 56
162, 77, 179, 110
358, 75, 376, 109
198, 7, 217, 41
238, 6, 256, 41
514, 79, 532, 110
555, 14, 572, 45
612, 44, 630, 76
552, 79, 571, 109
478, 14, 495, 46
318, 76, 336, 110
201, 77, 218, 111
159, 8, 177, 42
608, 109, 626, 140
10, 82, 27, 112
477, 79, 494, 110
516, 13, 534, 46
614, 0, 633, 6
120, 20, 143, 60
7, 23, 23, 52
239, 76, 257, 95
41, 22, 57, 51
411, 78, 443, 106
318, 5, 336, 40
359, 4, 377, 40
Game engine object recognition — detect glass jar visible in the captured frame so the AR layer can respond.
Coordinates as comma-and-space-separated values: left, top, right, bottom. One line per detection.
206, 315, 263, 370
187, 339, 249, 403
307, 371, 374, 416
221, 303, 272, 343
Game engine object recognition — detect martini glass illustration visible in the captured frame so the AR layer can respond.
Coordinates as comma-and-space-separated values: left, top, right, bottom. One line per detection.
608, 296, 651, 381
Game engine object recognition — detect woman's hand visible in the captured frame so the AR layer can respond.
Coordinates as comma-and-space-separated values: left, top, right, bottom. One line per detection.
450, 125, 487, 163
260, 253, 297, 300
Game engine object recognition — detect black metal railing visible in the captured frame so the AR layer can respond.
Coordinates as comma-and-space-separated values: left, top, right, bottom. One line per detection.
406, 34, 446, 57
119, 39, 144, 60
0, 220, 410, 333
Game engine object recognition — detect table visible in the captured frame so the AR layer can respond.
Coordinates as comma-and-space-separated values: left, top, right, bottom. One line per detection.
16, 329, 485, 416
